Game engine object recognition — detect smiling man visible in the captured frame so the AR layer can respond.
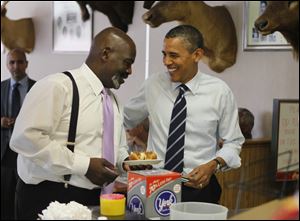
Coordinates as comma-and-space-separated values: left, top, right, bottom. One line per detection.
10, 27, 136, 220
124, 25, 244, 204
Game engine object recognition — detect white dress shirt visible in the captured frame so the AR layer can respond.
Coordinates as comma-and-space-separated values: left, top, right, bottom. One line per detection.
124, 71, 245, 174
10, 64, 129, 189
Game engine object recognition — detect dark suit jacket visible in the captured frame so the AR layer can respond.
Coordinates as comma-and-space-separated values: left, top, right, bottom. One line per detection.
1, 77, 36, 161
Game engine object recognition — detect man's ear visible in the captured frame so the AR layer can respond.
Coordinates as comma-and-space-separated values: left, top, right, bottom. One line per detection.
102, 47, 112, 60
193, 48, 204, 62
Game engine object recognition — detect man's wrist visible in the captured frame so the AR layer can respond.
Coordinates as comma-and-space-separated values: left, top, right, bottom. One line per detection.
212, 158, 222, 173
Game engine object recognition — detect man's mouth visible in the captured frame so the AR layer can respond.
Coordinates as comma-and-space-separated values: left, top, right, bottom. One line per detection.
112, 74, 126, 89
167, 66, 177, 73
118, 74, 126, 84
112, 75, 120, 89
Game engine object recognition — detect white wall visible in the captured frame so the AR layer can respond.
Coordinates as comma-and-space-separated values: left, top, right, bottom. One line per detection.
1, 1, 147, 104
1, 1, 299, 139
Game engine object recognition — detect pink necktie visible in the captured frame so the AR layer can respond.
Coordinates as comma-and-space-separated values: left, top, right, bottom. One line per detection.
102, 88, 115, 194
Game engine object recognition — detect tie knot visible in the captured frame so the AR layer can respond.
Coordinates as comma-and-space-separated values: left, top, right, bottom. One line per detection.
102, 88, 109, 96
14, 83, 20, 89
179, 84, 188, 94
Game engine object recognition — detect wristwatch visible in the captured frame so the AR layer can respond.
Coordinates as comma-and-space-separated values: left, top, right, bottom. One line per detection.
213, 158, 222, 173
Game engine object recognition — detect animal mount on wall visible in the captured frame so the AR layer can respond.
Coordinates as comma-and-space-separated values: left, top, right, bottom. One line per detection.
142, 1, 238, 73
76, 1, 134, 33
143, 1, 155, 10
255, 1, 299, 58
1, 1, 35, 53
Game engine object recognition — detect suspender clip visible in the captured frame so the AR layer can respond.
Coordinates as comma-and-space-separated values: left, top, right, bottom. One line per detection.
64, 182, 69, 189
66, 142, 75, 146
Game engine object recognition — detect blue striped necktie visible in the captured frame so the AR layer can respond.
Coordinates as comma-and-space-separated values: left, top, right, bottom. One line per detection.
12, 83, 21, 118
164, 84, 189, 172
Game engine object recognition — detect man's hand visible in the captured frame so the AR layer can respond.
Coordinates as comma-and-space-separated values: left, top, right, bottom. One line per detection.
127, 136, 147, 151
1, 117, 15, 128
85, 158, 119, 187
184, 161, 217, 189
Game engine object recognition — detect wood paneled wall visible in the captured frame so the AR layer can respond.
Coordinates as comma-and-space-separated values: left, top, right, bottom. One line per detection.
216, 138, 276, 210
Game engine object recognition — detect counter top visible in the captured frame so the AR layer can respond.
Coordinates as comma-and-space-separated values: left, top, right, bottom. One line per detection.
90, 206, 146, 220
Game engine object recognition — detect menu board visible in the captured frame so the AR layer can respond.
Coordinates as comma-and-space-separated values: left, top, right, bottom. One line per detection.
271, 99, 299, 181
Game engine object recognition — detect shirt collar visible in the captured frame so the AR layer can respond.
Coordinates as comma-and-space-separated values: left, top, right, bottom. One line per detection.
170, 71, 203, 95
81, 63, 104, 96
10, 75, 28, 88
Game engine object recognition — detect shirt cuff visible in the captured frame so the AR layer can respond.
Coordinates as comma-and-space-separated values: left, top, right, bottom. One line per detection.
71, 154, 90, 176
217, 146, 241, 169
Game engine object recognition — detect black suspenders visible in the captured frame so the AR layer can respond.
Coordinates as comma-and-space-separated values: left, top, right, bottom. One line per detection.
61, 71, 119, 188
62, 71, 79, 188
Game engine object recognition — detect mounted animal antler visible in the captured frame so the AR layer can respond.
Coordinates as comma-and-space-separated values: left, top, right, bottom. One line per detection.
1, 1, 35, 53
255, 1, 299, 58
142, 1, 238, 73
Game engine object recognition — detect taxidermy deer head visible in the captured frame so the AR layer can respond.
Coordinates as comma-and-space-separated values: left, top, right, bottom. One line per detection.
255, 1, 299, 58
1, 1, 35, 53
142, 1, 238, 73
76, 1, 134, 33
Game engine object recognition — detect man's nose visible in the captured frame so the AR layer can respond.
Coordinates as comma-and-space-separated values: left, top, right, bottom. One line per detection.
163, 56, 172, 66
126, 66, 132, 76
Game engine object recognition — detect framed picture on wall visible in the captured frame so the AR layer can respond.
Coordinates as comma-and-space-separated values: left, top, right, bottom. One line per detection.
271, 99, 299, 181
53, 1, 93, 53
243, 1, 292, 51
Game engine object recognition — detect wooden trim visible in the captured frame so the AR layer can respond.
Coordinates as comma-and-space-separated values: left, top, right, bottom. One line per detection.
217, 138, 274, 210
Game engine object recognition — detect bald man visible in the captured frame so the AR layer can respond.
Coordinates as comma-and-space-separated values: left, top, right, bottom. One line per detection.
1, 48, 36, 220
10, 27, 136, 219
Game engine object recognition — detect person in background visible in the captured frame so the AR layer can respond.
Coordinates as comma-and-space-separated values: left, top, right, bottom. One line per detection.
123, 25, 245, 203
10, 27, 136, 220
238, 107, 254, 139
1, 48, 36, 220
